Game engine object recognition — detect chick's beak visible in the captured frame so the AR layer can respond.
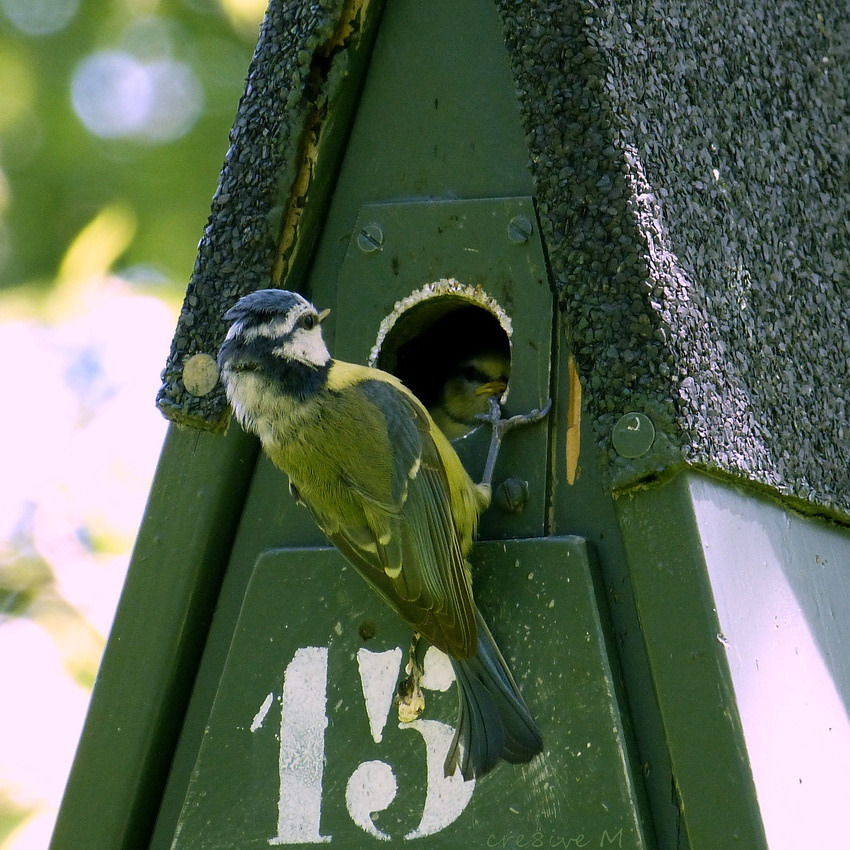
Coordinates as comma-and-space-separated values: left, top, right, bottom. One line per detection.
318, 308, 331, 324
475, 380, 508, 398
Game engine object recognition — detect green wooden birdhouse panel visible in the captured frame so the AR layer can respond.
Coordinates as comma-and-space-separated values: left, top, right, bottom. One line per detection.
53, 1, 657, 846
333, 196, 553, 541
54, 0, 850, 847
168, 538, 649, 849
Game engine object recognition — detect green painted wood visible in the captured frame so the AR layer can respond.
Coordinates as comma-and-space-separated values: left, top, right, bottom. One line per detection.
167, 538, 650, 848
50, 425, 258, 850
614, 474, 769, 848
147, 448, 330, 848
546, 330, 678, 849
305, 0, 533, 315
334, 196, 553, 541
149, 5, 564, 843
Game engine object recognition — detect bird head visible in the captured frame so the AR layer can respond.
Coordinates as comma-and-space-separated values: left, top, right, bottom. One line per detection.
218, 289, 332, 433
430, 350, 511, 439
218, 289, 331, 375
460, 352, 510, 402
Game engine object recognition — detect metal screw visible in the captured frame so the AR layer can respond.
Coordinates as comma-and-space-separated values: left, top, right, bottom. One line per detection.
507, 215, 533, 244
495, 477, 529, 513
612, 412, 656, 458
357, 223, 384, 253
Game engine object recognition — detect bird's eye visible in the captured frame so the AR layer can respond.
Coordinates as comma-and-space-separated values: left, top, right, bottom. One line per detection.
301, 313, 317, 330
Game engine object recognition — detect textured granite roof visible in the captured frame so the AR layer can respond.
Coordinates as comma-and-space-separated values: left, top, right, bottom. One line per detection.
496, 0, 850, 517
156, 0, 382, 429
158, 0, 850, 518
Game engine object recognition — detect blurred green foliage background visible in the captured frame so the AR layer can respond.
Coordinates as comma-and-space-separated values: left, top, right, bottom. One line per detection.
0, 0, 266, 845
1, 0, 265, 289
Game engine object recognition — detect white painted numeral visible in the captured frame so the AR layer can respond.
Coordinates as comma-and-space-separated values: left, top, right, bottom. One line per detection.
257, 644, 474, 844
268, 647, 332, 845
345, 760, 397, 840
402, 719, 475, 839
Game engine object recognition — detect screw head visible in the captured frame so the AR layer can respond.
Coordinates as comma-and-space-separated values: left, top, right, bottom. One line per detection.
357, 223, 384, 253
612, 412, 656, 458
495, 477, 529, 513
507, 215, 533, 244
182, 353, 219, 397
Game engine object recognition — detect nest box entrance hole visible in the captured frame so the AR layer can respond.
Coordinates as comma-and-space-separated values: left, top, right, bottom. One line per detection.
371, 284, 512, 440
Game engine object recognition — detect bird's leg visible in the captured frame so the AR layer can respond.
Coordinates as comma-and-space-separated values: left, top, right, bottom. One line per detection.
396, 632, 425, 723
477, 396, 553, 487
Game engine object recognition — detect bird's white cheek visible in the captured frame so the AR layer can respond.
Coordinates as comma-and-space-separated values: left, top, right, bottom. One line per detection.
277, 328, 330, 366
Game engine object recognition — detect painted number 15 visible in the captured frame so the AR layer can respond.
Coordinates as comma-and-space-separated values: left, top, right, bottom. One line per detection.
250, 646, 475, 844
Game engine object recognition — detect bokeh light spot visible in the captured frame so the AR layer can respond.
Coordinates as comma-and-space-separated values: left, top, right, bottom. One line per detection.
71, 51, 152, 138
142, 59, 205, 141
1, 0, 79, 36
71, 50, 203, 142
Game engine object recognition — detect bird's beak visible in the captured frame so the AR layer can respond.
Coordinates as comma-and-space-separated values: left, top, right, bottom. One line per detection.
475, 381, 508, 398
317, 308, 331, 324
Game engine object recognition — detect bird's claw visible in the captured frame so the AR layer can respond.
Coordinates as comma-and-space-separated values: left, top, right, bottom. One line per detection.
478, 397, 552, 488
477, 397, 553, 433
397, 633, 425, 723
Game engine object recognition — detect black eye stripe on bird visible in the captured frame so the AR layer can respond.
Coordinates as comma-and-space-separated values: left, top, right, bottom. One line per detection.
229, 307, 318, 345
219, 288, 549, 780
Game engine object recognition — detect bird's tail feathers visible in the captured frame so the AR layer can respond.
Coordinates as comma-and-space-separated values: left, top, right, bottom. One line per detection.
445, 609, 543, 780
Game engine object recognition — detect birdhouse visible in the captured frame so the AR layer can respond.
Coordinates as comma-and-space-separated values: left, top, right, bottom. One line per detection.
53, 1, 850, 849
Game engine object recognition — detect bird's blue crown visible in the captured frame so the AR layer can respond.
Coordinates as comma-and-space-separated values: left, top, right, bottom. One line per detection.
224, 289, 310, 326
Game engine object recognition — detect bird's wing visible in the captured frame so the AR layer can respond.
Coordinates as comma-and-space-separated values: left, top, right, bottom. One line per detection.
307, 367, 478, 658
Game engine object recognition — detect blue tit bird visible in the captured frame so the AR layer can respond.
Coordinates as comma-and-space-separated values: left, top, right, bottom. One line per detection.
218, 288, 545, 779
428, 350, 511, 441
